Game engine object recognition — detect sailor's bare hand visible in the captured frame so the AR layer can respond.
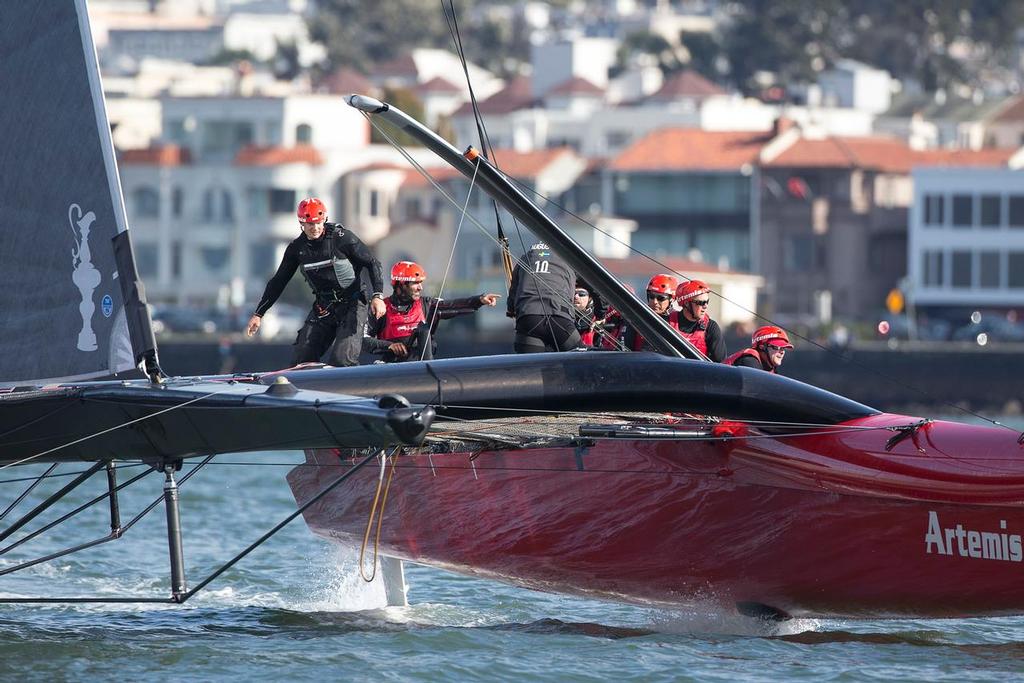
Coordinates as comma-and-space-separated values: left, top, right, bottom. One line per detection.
246, 314, 261, 337
479, 293, 501, 307
388, 342, 408, 357
370, 297, 386, 319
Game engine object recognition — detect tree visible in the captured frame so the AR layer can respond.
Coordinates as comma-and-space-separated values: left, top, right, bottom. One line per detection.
839, 1, 1024, 91
679, 31, 725, 81
311, 0, 466, 73
724, 0, 845, 95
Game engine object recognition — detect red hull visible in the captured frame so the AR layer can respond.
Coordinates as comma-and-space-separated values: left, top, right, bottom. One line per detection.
287, 414, 1024, 618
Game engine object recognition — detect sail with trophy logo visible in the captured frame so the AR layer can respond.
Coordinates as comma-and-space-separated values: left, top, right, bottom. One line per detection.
0, 0, 156, 384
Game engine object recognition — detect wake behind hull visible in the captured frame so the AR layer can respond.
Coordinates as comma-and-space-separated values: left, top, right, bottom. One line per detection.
288, 416, 1024, 619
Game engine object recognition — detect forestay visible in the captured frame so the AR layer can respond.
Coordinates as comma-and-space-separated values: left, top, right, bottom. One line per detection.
0, 0, 155, 385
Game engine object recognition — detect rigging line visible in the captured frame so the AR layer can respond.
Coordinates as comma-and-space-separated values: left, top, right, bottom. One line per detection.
442, 0, 519, 289
176, 449, 381, 603
363, 115, 628, 353
361, 114, 597, 339
420, 154, 482, 361
0, 385, 239, 471
496, 169, 1018, 423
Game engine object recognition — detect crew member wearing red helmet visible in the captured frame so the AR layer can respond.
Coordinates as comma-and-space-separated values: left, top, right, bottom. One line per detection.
246, 197, 386, 366
674, 279, 727, 362
724, 325, 794, 373
607, 274, 681, 351
363, 261, 500, 362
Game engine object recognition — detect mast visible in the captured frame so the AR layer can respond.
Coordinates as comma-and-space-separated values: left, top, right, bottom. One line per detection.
347, 95, 707, 361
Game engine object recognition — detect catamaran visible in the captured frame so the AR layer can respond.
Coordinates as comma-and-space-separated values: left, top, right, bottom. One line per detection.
2, 0, 1024, 621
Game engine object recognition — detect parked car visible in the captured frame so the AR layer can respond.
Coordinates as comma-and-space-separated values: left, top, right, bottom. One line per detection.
257, 303, 307, 340
150, 306, 221, 336
951, 316, 1024, 344
876, 314, 951, 342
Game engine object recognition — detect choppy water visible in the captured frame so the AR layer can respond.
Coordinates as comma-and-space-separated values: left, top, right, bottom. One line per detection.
3, 429, 1024, 682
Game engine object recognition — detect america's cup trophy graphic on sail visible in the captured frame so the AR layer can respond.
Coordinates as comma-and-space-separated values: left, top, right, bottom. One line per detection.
69, 204, 101, 352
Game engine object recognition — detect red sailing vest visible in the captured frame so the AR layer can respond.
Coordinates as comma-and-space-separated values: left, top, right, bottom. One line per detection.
380, 298, 426, 342
672, 311, 708, 355
580, 322, 595, 347
724, 347, 774, 372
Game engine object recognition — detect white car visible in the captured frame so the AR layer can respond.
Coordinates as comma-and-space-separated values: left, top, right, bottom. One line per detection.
258, 303, 307, 340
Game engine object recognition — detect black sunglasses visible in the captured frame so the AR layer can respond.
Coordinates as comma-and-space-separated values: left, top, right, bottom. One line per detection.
691, 299, 710, 307
574, 289, 589, 297
647, 293, 672, 302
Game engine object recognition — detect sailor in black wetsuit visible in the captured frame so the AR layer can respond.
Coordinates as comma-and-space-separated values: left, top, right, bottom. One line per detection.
246, 197, 385, 367
507, 243, 581, 353
363, 261, 500, 362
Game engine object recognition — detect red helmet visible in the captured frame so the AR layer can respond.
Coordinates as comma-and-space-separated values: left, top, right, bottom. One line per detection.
676, 279, 710, 304
391, 260, 426, 285
647, 274, 679, 295
297, 197, 327, 223
752, 325, 793, 349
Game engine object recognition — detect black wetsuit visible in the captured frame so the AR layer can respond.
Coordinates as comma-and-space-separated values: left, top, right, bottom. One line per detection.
254, 223, 383, 366
507, 245, 580, 353
363, 294, 486, 362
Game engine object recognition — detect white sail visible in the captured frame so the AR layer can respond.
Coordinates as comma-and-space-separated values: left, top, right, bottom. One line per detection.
0, 1, 155, 384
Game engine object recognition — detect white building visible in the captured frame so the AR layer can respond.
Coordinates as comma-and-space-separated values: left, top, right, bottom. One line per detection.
817, 59, 894, 114
909, 167, 1024, 310
530, 38, 619, 98
117, 93, 438, 306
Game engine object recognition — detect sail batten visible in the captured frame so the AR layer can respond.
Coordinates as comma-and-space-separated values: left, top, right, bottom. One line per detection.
0, 1, 155, 385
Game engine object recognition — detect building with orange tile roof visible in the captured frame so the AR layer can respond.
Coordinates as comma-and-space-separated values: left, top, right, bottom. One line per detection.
758, 129, 1017, 320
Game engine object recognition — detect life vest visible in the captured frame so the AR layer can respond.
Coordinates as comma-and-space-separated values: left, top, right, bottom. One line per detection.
672, 311, 708, 355
724, 347, 773, 372
580, 325, 595, 347
380, 297, 426, 342
298, 226, 357, 295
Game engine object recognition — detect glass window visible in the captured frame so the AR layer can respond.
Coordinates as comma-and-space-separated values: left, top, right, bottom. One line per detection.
172, 242, 182, 278
296, 123, 312, 144
166, 119, 187, 145
1010, 195, 1024, 228
132, 186, 160, 218
979, 251, 1001, 288
605, 130, 630, 150
249, 242, 277, 278
171, 187, 183, 218
784, 236, 814, 272
135, 243, 157, 278
221, 189, 234, 222
270, 188, 296, 214
951, 250, 972, 288
951, 194, 973, 228
201, 247, 229, 272
923, 193, 944, 226
369, 190, 379, 217
922, 250, 944, 286
1010, 252, 1024, 288
246, 188, 268, 218
980, 195, 1001, 227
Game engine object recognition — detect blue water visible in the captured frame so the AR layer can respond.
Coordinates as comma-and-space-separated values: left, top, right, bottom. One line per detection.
2, 441, 1024, 682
